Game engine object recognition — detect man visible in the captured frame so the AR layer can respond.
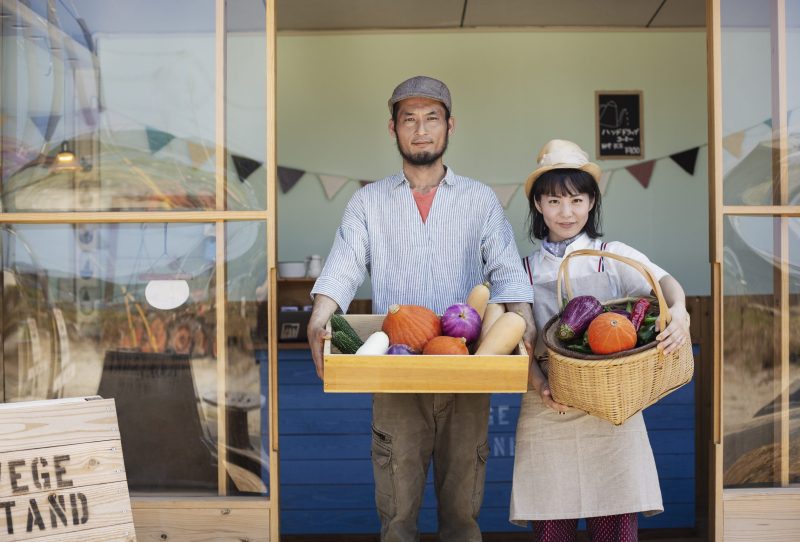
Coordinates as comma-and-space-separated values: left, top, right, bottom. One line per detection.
308, 75, 534, 541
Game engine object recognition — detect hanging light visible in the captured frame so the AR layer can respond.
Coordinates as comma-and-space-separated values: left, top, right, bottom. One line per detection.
53, 140, 78, 171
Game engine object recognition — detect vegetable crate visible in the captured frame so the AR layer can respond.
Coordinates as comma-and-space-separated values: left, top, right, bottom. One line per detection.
323, 314, 529, 393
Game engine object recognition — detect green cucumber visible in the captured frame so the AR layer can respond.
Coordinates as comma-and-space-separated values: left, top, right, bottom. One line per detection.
331, 314, 361, 341
331, 330, 363, 354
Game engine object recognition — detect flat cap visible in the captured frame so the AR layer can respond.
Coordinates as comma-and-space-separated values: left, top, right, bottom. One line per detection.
388, 75, 452, 114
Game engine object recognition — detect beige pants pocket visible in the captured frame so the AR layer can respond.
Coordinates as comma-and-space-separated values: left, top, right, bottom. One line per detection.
371, 425, 395, 519
471, 440, 490, 517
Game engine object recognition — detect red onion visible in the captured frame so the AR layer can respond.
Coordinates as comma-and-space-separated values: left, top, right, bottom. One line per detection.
387, 344, 417, 355
441, 303, 482, 343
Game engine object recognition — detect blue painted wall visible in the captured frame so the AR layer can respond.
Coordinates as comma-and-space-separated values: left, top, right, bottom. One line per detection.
278, 349, 695, 535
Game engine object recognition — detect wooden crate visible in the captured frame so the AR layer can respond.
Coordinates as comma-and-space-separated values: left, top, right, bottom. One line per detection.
323, 314, 529, 393
0, 396, 136, 541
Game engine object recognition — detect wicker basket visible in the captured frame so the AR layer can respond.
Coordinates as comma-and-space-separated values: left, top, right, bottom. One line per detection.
543, 249, 694, 426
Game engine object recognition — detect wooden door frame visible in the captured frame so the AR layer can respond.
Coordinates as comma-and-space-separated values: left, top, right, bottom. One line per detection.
707, 1, 800, 540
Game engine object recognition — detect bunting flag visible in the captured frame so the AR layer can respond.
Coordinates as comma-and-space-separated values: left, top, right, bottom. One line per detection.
319, 174, 350, 200
30, 114, 61, 141
598, 171, 612, 196
278, 166, 305, 193
146, 127, 175, 154
723, 131, 745, 158
79, 107, 97, 127
626, 160, 656, 189
187, 141, 212, 167
231, 154, 263, 182
491, 185, 518, 209
670, 147, 699, 175
359, 180, 374, 187
764, 118, 773, 129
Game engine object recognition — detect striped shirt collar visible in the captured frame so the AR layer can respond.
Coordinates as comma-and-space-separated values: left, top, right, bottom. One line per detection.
391, 165, 458, 190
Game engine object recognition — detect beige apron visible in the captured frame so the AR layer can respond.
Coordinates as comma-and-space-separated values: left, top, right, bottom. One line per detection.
509, 262, 663, 525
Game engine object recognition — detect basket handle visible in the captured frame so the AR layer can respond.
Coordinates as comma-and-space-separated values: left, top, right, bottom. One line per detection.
556, 248, 669, 332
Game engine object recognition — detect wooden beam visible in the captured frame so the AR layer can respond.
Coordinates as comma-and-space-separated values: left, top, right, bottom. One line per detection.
770, 0, 790, 489
706, 1, 723, 540
0, 211, 269, 223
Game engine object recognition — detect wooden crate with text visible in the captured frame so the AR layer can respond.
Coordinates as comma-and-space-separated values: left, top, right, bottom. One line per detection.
0, 396, 135, 541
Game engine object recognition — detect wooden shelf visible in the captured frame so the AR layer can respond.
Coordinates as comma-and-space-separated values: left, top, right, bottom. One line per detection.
278, 342, 310, 350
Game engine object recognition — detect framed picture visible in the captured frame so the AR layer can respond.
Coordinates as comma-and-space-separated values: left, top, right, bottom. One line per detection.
596, 91, 643, 159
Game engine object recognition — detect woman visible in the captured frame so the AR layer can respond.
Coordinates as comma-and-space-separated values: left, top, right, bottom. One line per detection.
509, 139, 691, 542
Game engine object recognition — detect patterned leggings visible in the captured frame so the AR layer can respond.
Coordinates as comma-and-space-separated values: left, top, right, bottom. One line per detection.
532, 513, 638, 542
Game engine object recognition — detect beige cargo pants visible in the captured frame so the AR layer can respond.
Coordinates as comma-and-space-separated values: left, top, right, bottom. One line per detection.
371, 393, 491, 542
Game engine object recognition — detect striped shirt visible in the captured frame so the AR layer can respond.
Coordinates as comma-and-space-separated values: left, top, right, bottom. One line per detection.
311, 167, 533, 314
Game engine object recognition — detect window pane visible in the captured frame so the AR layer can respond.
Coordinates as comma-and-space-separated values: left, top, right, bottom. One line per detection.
1, 221, 269, 495
722, 216, 800, 487
0, 0, 268, 211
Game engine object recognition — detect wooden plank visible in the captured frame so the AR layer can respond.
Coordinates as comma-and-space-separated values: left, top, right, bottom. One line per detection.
19, 523, 136, 542
0, 440, 126, 499
0, 480, 132, 542
132, 504, 268, 542
723, 489, 800, 541
0, 398, 119, 454
0, 211, 269, 224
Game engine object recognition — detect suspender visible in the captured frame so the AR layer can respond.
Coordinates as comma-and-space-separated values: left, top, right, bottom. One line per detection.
524, 241, 610, 286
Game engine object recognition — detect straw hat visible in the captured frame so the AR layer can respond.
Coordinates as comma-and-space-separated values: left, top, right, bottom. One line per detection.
524, 139, 602, 198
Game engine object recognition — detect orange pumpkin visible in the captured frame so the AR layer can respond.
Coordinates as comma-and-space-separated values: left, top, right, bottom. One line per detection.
422, 336, 468, 355
586, 312, 637, 355
382, 304, 441, 351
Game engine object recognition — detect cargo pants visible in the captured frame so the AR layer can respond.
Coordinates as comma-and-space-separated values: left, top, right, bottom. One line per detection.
371, 392, 491, 542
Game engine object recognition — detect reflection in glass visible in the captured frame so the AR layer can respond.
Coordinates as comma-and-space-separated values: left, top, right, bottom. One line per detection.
0, 0, 267, 211
722, 216, 800, 487
1, 222, 268, 495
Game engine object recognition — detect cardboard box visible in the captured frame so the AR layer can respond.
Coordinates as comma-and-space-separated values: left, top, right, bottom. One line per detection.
323, 314, 529, 393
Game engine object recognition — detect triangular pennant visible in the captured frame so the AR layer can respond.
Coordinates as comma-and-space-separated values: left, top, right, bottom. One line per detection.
187, 141, 211, 167
319, 174, 350, 200
79, 107, 97, 127
764, 118, 773, 129
491, 185, 518, 209
723, 131, 745, 158
232, 154, 262, 182
145, 127, 175, 154
598, 171, 612, 196
359, 179, 374, 187
626, 160, 656, 189
30, 114, 61, 141
278, 166, 305, 193
670, 147, 700, 175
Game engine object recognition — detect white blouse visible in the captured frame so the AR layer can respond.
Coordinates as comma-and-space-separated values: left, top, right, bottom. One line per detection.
527, 233, 669, 299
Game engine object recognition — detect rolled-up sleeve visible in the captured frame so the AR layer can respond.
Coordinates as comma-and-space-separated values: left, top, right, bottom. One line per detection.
310, 192, 370, 313
480, 197, 534, 304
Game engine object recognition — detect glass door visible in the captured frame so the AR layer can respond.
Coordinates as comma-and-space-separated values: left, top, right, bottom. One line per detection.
708, 0, 800, 540
0, 0, 278, 539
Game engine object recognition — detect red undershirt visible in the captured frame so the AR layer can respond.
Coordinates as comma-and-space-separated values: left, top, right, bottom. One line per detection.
411, 186, 438, 223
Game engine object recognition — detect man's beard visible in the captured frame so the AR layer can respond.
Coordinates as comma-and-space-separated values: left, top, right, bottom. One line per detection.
396, 134, 449, 166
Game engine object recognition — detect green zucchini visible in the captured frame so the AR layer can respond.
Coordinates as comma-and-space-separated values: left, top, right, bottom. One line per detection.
331, 314, 361, 342
331, 330, 362, 354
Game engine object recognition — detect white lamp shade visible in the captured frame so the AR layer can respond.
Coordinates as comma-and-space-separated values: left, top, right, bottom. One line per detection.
145, 280, 190, 310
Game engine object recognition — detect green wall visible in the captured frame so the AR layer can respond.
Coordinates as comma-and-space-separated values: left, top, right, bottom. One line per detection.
277, 30, 709, 296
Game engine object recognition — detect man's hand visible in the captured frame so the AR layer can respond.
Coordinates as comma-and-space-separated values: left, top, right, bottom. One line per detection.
307, 294, 339, 380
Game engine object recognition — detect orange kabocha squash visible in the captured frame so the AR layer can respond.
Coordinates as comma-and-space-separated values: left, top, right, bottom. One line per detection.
382, 304, 441, 352
586, 312, 637, 355
422, 336, 468, 355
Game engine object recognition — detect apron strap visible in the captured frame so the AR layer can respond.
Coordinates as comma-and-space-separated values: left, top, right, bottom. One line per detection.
597, 241, 609, 272
523, 255, 533, 285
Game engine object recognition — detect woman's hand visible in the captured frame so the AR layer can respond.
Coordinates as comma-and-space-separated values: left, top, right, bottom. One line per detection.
529, 364, 569, 414
537, 381, 570, 414
656, 303, 690, 355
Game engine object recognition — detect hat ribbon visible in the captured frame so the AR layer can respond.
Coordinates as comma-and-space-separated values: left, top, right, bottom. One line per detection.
539, 149, 589, 168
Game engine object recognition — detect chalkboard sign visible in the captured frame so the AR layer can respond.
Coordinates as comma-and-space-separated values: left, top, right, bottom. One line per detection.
596, 91, 643, 159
